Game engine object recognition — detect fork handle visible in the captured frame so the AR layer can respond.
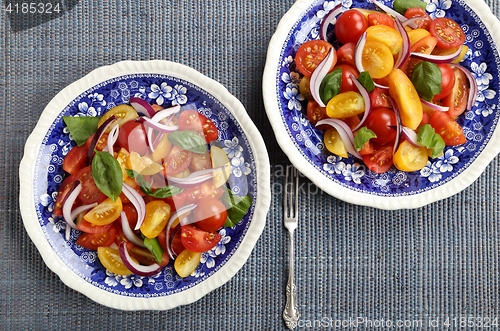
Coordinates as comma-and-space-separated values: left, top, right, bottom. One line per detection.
283, 231, 299, 329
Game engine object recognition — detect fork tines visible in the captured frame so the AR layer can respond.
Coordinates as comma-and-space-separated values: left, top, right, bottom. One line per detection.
284, 166, 299, 220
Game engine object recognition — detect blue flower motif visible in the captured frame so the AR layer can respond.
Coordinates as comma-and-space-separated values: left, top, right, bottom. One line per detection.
420, 161, 442, 182
40, 192, 56, 212
231, 156, 251, 178
435, 149, 459, 172
475, 102, 496, 117
470, 62, 493, 86
476, 83, 496, 104
88, 93, 106, 107
223, 137, 243, 158
170, 84, 188, 105
340, 163, 365, 184
148, 82, 172, 106
316, 1, 337, 19
284, 85, 305, 111
120, 274, 144, 289
323, 155, 342, 174
282, 55, 294, 68
426, 0, 452, 18
104, 271, 119, 287
199, 229, 231, 271
77, 102, 98, 117
281, 71, 301, 87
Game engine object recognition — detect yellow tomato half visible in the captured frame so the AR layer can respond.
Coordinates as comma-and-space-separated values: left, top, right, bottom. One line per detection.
388, 69, 423, 130
84, 197, 123, 226
140, 200, 171, 238
361, 40, 394, 79
393, 140, 428, 172
323, 128, 348, 158
174, 249, 201, 278
326, 91, 365, 119
365, 25, 403, 55
97, 247, 132, 276
98, 104, 139, 131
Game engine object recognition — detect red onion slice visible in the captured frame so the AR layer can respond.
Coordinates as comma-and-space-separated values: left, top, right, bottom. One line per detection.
105, 123, 120, 153
420, 98, 449, 112
319, 3, 343, 41
87, 115, 116, 164
374, 82, 389, 90
389, 97, 402, 154
151, 105, 181, 122
372, 0, 417, 28
316, 118, 362, 159
70, 202, 98, 223
129, 97, 156, 118
453, 64, 479, 111
348, 74, 372, 132
142, 117, 179, 133
120, 211, 146, 248
166, 167, 223, 188
410, 46, 462, 63
119, 242, 161, 277
165, 204, 197, 259
394, 19, 411, 69
310, 47, 336, 107
354, 32, 367, 73
122, 182, 146, 230
62, 181, 82, 229
401, 126, 423, 147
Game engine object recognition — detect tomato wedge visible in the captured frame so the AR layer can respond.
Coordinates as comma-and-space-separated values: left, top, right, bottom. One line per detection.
174, 249, 201, 277
77, 226, 117, 250
429, 111, 466, 146
441, 66, 469, 118
63, 144, 88, 175
180, 224, 221, 252
178, 110, 219, 143
404, 7, 431, 30
295, 40, 336, 77
76, 166, 107, 205
163, 145, 193, 176
97, 246, 132, 275
362, 145, 393, 174
140, 200, 171, 238
53, 174, 76, 216
429, 17, 466, 49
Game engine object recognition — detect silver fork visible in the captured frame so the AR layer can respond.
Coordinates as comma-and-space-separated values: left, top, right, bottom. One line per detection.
283, 166, 299, 329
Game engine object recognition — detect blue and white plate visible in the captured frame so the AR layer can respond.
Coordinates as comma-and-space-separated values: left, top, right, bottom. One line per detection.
19, 60, 270, 310
263, 0, 500, 209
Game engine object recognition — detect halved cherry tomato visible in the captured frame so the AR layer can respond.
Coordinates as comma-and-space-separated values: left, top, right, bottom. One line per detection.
393, 140, 428, 172
362, 145, 393, 173
85, 132, 109, 152
53, 174, 76, 216
367, 12, 394, 28
122, 203, 138, 229
97, 246, 132, 275
324, 128, 348, 158
84, 197, 123, 226
434, 63, 456, 100
128, 244, 170, 267
190, 151, 212, 171
193, 198, 228, 232
117, 120, 149, 155
441, 66, 469, 118
178, 110, 219, 143
162, 189, 188, 211
365, 24, 403, 55
326, 91, 365, 119
295, 40, 336, 77
429, 17, 465, 49
364, 108, 397, 145
77, 226, 117, 250
361, 40, 394, 79
336, 42, 356, 67
163, 145, 193, 175
335, 64, 359, 93
404, 7, 431, 30
299, 76, 312, 100
63, 144, 88, 175
140, 200, 171, 238
76, 166, 107, 205
97, 104, 139, 131
77, 218, 114, 234
370, 87, 391, 109
335, 9, 369, 44
171, 229, 186, 256
185, 180, 224, 203
388, 69, 423, 130
429, 111, 466, 146
174, 249, 201, 277
306, 99, 327, 126
180, 224, 221, 253
401, 35, 438, 76
358, 140, 374, 156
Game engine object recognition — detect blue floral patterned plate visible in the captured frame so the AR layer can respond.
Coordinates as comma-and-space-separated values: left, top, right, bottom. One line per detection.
263, 0, 500, 209
19, 60, 270, 310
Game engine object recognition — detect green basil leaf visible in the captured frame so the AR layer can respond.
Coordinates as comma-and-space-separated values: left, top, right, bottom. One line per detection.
143, 237, 164, 264
91, 151, 123, 201
358, 71, 375, 93
168, 130, 208, 154
63, 116, 101, 146
417, 124, 445, 158
354, 127, 377, 151
319, 67, 342, 104
126, 169, 183, 198
221, 189, 253, 228
411, 61, 442, 101
393, 0, 427, 15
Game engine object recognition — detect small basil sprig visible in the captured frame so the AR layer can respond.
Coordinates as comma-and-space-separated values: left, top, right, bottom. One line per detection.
393, 0, 427, 14
411, 61, 442, 102
126, 169, 183, 198
319, 67, 342, 104
417, 124, 445, 158
358, 71, 375, 93
143, 237, 164, 264
168, 130, 207, 154
63, 116, 101, 146
91, 151, 123, 201
354, 127, 377, 151
220, 189, 253, 228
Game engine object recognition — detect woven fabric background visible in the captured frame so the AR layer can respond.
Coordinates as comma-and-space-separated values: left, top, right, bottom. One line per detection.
3, 0, 500, 330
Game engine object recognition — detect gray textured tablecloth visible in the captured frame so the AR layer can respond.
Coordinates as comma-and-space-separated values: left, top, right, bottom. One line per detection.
3, 0, 500, 330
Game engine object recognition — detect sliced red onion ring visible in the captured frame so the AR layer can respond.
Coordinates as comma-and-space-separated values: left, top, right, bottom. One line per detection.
142, 116, 179, 133
122, 182, 146, 230
105, 123, 120, 153
151, 105, 181, 121
420, 98, 449, 112
319, 3, 343, 41
310, 47, 336, 107
410, 46, 462, 63
354, 32, 367, 73
87, 115, 116, 164
316, 118, 362, 159
453, 64, 479, 111
372, 0, 417, 28
119, 242, 161, 277
120, 211, 146, 248
389, 97, 402, 154
166, 167, 224, 188
402, 17, 422, 27
374, 82, 389, 90
348, 74, 372, 132
165, 204, 197, 259
129, 97, 156, 118
70, 202, 98, 223
401, 126, 423, 147
394, 19, 411, 69
62, 181, 82, 229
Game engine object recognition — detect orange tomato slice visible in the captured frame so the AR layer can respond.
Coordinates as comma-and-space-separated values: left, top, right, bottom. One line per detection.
361, 40, 394, 79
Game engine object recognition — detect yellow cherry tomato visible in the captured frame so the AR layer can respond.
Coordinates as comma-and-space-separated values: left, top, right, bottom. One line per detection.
140, 200, 171, 238
365, 25, 403, 55
98, 104, 139, 131
97, 247, 132, 276
407, 28, 431, 46
84, 197, 123, 226
174, 249, 202, 278
361, 40, 394, 79
326, 91, 365, 119
388, 69, 423, 130
323, 128, 348, 158
393, 140, 428, 172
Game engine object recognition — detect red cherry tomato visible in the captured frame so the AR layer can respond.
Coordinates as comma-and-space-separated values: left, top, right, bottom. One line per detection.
361, 145, 393, 174
429, 111, 466, 146
336, 42, 356, 67
76, 226, 116, 250
63, 144, 88, 175
193, 198, 228, 232
306, 99, 328, 127
53, 174, 77, 216
295, 40, 336, 77
178, 110, 219, 143
180, 224, 221, 253
117, 120, 149, 155
163, 145, 193, 176
335, 9, 369, 44
434, 63, 456, 100
76, 166, 107, 205
335, 64, 360, 93
429, 17, 466, 49
367, 13, 394, 28
441, 66, 469, 118
370, 87, 391, 109
404, 7, 431, 30
364, 108, 397, 145
77, 219, 114, 234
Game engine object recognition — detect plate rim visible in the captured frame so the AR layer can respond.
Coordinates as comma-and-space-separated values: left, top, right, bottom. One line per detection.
19, 60, 271, 310
263, 0, 500, 210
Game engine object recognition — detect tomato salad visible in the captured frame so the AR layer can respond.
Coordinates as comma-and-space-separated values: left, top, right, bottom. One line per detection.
54, 99, 251, 278
295, 0, 478, 173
